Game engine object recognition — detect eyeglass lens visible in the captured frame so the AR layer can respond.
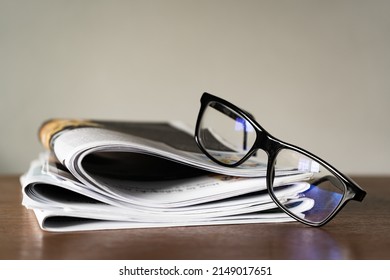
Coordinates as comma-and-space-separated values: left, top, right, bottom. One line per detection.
197, 101, 261, 166
271, 149, 345, 224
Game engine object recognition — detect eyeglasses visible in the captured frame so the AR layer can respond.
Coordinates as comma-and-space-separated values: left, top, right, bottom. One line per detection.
194, 92, 366, 226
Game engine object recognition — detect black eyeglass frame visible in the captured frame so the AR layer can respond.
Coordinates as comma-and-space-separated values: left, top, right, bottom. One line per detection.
195, 92, 366, 227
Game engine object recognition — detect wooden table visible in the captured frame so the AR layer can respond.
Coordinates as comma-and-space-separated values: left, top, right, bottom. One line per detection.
0, 175, 389, 259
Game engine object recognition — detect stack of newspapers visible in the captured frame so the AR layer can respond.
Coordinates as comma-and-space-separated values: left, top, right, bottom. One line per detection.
20, 119, 313, 232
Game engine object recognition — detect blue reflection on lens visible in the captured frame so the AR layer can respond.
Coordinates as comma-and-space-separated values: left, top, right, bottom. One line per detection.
235, 117, 253, 132
301, 184, 343, 222
304, 184, 343, 201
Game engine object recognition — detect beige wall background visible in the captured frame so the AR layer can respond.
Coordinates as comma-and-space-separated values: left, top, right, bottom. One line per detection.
1, 0, 389, 175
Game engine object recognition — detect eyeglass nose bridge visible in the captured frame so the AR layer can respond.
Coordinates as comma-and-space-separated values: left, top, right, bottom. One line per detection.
253, 129, 283, 157
240, 131, 280, 168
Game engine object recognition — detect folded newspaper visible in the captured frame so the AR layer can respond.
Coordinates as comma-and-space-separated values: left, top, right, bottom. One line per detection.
20, 119, 313, 232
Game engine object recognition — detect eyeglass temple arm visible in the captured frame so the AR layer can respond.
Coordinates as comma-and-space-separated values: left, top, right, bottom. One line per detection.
209, 102, 255, 151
